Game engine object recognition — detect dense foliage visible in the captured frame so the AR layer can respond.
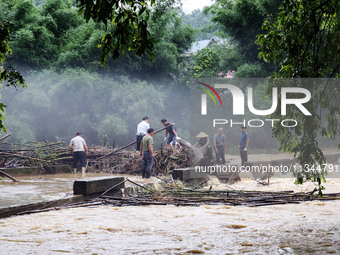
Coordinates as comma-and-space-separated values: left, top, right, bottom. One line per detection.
0, 0, 196, 143
257, 0, 340, 78
205, 0, 282, 77
77, 0, 156, 64
0, 20, 25, 133
0, 0, 194, 80
180, 9, 215, 40
256, 0, 340, 194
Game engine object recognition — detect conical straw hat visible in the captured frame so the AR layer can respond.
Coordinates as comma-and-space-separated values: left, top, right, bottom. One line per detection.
196, 132, 208, 138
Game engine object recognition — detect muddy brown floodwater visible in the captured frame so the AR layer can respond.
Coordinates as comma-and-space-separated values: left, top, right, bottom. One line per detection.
0, 201, 339, 254
1, 169, 340, 254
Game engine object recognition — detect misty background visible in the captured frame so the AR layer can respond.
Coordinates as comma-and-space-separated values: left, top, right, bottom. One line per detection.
2, 69, 190, 147
4, 0, 333, 153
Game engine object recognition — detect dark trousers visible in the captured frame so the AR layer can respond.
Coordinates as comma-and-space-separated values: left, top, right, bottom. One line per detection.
73, 151, 86, 168
240, 149, 248, 166
142, 151, 153, 178
216, 145, 225, 164
167, 133, 176, 146
136, 134, 145, 150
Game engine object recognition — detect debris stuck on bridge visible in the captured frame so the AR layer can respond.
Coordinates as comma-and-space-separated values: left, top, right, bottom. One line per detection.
13, 177, 340, 217
0, 140, 191, 176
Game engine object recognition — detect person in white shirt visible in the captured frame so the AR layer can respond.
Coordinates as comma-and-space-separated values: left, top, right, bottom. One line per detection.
69, 132, 88, 174
136, 116, 150, 150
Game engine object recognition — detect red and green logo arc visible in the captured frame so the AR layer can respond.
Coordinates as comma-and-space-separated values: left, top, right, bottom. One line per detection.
197, 82, 223, 106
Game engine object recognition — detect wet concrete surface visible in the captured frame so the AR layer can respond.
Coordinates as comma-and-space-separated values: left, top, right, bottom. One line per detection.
0, 173, 159, 209
1, 173, 94, 208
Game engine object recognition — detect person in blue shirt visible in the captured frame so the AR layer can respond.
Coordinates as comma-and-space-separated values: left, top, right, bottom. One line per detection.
239, 126, 249, 166
161, 118, 178, 148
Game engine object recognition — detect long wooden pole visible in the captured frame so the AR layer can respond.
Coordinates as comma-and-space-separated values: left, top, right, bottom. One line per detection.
0, 169, 19, 182
97, 123, 174, 160
0, 133, 11, 142
0, 152, 50, 162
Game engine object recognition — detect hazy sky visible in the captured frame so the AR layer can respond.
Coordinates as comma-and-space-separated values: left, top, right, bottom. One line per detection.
182, 0, 213, 14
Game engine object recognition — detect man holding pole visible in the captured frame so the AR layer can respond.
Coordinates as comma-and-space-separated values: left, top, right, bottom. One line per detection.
161, 118, 178, 148
140, 128, 155, 178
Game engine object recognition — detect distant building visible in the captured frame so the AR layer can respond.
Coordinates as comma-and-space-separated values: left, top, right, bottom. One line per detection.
183, 36, 234, 78
185, 36, 228, 56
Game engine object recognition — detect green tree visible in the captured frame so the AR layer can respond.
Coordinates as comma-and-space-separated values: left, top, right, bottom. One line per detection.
101, 5, 194, 80
181, 9, 216, 40
0, 0, 59, 68
41, 0, 81, 40
234, 63, 267, 78
206, 0, 282, 63
256, 0, 340, 195
0, 0, 194, 136
76, 0, 157, 65
192, 47, 221, 78
0, 20, 25, 133
203, 0, 281, 77
257, 0, 340, 78
219, 45, 244, 72
56, 21, 104, 69
147, 7, 194, 79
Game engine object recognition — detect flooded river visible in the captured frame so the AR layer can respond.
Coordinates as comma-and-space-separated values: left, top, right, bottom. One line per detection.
1, 173, 340, 254
0, 201, 340, 254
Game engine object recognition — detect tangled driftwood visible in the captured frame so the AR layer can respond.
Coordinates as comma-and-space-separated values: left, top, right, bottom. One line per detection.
0, 139, 192, 177
88, 146, 191, 175
0, 141, 70, 168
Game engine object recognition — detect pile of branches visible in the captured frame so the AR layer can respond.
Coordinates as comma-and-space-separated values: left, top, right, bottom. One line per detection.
0, 136, 191, 176
100, 184, 340, 207
17, 182, 340, 216
87, 146, 191, 175
0, 141, 71, 168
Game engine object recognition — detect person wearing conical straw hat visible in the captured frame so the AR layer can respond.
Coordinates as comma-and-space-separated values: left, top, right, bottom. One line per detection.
194, 132, 213, 161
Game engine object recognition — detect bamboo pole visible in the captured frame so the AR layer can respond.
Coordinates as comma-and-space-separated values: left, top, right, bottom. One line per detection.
0, 133, 11, 142
97, 123, 174, 159
126, 178, 155, 193
0, 169, 19, 182
0, 152, 50, 162
99, 178, 127, 197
